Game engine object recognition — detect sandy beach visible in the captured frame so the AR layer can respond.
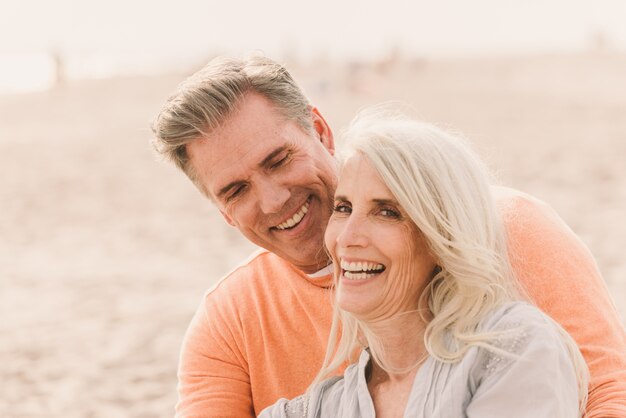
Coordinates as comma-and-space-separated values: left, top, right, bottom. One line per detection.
1, 52, 625, 417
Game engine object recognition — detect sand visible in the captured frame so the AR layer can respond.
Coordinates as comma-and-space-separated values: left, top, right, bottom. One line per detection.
1, 52, 624, 417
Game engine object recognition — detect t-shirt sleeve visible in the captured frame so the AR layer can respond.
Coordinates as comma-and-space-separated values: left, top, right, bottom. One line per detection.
466, 305, 581, 418
175, 291, 253, 418
499, 191, 626, 417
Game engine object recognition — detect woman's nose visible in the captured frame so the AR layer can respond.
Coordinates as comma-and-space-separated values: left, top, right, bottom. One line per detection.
336, 214, 369, 248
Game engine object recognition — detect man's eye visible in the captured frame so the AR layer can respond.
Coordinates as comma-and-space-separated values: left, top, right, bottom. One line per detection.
333, 202, 351, 213
227, 185, 247, 201
271, 154, 290, 169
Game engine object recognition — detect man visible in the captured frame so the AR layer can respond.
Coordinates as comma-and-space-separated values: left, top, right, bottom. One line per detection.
152, 56, 626, 417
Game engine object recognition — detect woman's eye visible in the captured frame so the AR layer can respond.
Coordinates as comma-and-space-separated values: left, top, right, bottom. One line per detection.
380, 208, 400, 218
333, 202, 351, 213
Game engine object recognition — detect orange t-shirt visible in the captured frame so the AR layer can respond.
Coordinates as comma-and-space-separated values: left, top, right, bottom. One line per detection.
175, 188, 626, 418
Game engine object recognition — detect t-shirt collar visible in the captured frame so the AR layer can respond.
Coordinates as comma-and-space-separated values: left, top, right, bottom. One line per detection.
307, 262, 334, 278
303, 262, 334, 288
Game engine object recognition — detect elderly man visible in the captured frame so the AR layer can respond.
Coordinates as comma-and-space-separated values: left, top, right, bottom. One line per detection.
152, 56, 626, 418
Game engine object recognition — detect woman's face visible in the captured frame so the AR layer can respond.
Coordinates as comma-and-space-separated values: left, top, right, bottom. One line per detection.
324, 152, 437, 319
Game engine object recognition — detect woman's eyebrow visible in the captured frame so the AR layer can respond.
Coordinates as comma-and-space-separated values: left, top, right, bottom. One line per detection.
333, 196, 398, 205
372, 198, 398, 205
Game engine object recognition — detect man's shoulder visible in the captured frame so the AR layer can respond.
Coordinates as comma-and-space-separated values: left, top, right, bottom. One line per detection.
188, 249, 301, 326
493, 186, 552, 216
493, 186, 574, 237
203, 249, 303, 300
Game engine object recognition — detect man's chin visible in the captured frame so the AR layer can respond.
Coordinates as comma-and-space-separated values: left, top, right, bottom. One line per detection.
251, 233, 327, 272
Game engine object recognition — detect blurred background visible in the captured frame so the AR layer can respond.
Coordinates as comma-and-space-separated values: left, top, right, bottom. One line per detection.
1, 1, 625, 416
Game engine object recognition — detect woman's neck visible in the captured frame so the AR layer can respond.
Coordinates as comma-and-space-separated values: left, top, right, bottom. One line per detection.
364, 311, 428, 380
364, 313, 428, 418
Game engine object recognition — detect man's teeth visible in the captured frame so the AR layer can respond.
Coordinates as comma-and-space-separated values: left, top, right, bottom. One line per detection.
275, 200, 309, 230
340, 260, 385, 280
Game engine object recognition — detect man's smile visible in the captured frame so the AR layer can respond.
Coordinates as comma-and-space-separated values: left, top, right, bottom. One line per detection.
273, 198, 311, 231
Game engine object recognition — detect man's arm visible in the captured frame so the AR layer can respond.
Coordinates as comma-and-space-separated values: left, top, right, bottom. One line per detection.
498, 188, 626, 418
175, 293, 253, 418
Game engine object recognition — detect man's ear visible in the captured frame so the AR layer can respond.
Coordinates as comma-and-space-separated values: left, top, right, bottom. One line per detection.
219, 209, 236, 227
311, 106, 335, 155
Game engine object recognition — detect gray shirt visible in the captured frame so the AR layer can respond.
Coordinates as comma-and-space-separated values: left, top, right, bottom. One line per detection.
259, 302, 581, 418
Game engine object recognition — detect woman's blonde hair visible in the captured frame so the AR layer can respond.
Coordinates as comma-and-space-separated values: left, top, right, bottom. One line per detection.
314, 105, 588, 414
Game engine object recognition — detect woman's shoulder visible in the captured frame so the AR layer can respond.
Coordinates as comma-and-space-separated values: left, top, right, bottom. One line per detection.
481, 301, 559, 330
463, 303, 583, 417
473, 301, 571, 375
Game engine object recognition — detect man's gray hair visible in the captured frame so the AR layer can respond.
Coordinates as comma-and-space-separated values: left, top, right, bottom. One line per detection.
151, 55, 312, 190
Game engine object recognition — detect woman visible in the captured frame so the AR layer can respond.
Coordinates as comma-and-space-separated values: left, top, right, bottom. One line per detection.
259, 107, 588, 417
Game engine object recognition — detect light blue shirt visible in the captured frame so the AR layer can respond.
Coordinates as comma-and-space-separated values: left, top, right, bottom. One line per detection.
259, 302, 581, 418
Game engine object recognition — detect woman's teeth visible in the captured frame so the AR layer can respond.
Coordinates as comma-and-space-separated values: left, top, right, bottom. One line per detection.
275, 200, 309, 230
340, 260, 385, 280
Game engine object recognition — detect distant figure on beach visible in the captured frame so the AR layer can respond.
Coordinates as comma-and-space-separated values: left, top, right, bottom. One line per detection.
52, 50, 65, 87
259, 107, 588, 417
151, 55, 626, 418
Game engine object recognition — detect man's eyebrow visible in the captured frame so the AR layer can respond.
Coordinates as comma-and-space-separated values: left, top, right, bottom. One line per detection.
259, 146, 289, 168
216, 180, 244, 200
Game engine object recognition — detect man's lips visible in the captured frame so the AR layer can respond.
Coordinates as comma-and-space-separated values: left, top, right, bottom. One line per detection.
273, 198, 310, 231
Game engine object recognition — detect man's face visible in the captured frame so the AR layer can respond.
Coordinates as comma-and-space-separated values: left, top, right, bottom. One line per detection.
186, 93, 338, 273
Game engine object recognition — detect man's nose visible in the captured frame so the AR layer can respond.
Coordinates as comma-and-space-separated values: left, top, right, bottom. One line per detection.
257, 179, 290, 214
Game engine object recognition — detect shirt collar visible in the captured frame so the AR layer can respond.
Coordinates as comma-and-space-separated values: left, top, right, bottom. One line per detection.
307, 263, 334, 278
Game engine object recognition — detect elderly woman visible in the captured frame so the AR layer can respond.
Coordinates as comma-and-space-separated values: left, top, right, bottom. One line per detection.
259, 107, 588, 418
